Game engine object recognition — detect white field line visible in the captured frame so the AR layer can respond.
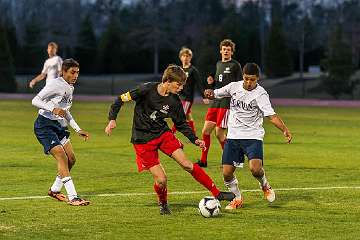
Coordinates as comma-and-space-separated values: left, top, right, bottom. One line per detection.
1, 186, 360, 201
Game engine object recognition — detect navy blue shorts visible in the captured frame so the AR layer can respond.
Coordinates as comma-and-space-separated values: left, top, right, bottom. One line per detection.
222, 139, 263, 167
34, 115, 70, 154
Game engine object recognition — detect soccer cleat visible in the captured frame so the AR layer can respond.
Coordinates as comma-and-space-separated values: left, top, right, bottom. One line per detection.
262, 185, 275, 203
216, 191, 236, 201
159, 202, 171, 215
68, 197, 90, 206
225, 196, 243, 210
48, 189, 67, 202
195, 160, 207, 168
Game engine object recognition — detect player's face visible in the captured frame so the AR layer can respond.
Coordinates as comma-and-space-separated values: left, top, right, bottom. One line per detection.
220, 46, 233, 61
180, 53, 192, 66
243, 74, 259, 91
167, 81, 184, 94
47, 46, 57, 57
62, 67, 80, 85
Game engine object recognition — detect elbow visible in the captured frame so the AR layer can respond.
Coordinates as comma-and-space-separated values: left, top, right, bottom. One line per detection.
31, 97, 38, 107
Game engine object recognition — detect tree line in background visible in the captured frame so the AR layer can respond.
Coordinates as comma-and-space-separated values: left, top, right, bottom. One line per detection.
0, 0, 359, 98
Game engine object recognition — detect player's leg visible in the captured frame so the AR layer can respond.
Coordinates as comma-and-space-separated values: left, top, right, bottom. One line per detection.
50, 146, 89, 206
197, 120, 216, 167
215, 108, 229, 149
246, 140, 275, 203
222, 139, 244, 209
170, 148, 234, 201
148, 164, 171, 215
63, 140, 76, 171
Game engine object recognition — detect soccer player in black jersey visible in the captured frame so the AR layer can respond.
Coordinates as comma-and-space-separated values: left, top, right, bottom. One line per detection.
171, 47, 207, 134
105, 64, 235, 215
197, 39, 243, 167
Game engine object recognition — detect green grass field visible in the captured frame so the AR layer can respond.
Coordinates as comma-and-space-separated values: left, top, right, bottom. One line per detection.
1, 100, 360, 240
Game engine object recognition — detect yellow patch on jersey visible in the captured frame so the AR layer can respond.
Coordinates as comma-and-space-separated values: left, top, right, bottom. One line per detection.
120, 92, 132, 102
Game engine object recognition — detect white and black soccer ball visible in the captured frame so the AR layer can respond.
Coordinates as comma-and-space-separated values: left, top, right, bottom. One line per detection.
198, 196, 221, 218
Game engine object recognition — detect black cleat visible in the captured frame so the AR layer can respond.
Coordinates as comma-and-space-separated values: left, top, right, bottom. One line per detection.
159, 202, 171, 215
195, 160, 207, 168
216, 191, 236, 201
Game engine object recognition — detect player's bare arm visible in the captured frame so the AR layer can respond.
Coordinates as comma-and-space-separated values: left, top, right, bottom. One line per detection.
204, 89, 215, 99
268, 114, 292, 143
29, 73, 46, 88
78, 129, 90, 141
105, 120, 117, 136
52, 108, 66, 118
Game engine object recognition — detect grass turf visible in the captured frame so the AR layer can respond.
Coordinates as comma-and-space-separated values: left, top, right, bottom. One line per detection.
0, 100, 359, 239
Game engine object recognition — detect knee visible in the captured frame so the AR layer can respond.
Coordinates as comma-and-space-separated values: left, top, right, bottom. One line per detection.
156, 176, 167, 188
215, 131, 225, 141
182, 162, 193, 173
250, 165, 263, 177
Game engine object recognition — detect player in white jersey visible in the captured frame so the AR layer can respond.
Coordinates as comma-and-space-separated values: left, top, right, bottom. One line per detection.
204, 63, 292, 210
29, 42, 63, 88
32, 59, 90, 206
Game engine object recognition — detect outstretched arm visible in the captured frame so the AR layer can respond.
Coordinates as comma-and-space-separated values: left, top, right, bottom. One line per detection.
105, 96, 126, 136
65, 111, 89, 141
29, 73, 47, 88
268, 114, 292, 143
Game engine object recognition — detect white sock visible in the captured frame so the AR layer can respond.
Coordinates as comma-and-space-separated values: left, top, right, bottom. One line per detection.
50, 175, 63, 192
62, 176, 78, 201
256, 172, 269, 188
224, 177, 241, 198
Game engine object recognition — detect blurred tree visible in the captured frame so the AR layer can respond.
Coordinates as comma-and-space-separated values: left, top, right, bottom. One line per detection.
265, 17, 293, 77
75, 15, 97, 73
0, 23, 16, 92
322, 25, 355, 99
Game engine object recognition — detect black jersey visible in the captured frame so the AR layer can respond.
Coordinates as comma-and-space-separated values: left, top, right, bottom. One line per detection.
108, 82, 198, 144
179, 65, 205, 102
210, 59, 242, 108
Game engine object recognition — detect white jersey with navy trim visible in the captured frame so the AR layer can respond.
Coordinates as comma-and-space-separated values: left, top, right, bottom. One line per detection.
41, 56, 63, 82
214, 81, 275, 140
31, 77, 81, 132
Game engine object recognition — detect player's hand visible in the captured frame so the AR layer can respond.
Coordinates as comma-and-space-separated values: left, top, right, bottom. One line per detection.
283, 129, 292, 144
195, 139, 206, 151
29, 80, 36, 89
52, 108, 66, 118
207, 76, 214, 85
204, 89, 215, 99
202, 98, 210, 104
105, 120, 117, 136
78, 130, 90, 141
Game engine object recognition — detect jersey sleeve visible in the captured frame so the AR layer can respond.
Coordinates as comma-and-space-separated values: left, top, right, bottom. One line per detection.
65, 111, 81, 132
57, 57, 63, 74
41, 60, 49, 75
31, 83, 59, 112
171, 99, 198, 144
108, 82, 153, 120
193, 67, 206, 97
214, 82, 234, 98
235, 62, 243, 81
256, 92, 276, 117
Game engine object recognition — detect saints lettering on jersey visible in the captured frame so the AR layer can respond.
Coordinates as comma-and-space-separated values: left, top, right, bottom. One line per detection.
160, 105, 169, 114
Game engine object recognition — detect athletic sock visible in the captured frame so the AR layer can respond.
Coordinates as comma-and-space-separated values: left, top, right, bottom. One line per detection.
255, 172, 269, 188
191, 163, 220, 197
188, 120, 196, 133
171, 125, 177, 133
61, 176, 77, 201
224, 177, 241, 198
154, 183, 168, 204
200, 134, 210, 163
50, 175, 63, 192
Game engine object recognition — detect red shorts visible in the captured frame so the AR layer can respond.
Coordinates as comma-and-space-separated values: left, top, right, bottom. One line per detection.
181, 100, 193, 115
205, 108, 229, 128
133, 131, 184, 172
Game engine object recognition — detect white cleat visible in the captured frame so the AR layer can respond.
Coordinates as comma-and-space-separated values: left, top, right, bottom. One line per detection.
262, 185, 275, 203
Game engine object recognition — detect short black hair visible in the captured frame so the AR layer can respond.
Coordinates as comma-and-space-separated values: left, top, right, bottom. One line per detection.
62, 58, 80, 72
243, 63, 260, 77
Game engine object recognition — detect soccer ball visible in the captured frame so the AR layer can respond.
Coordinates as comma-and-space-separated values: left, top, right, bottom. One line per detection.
198, 196, 221, 218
